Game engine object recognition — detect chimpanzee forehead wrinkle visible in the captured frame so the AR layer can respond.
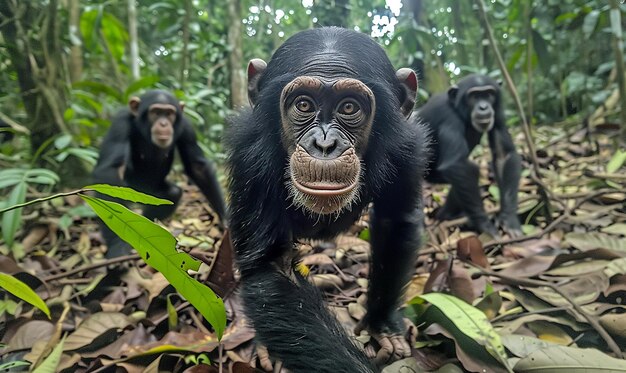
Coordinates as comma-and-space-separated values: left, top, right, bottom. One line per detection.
301, 53, 357, 79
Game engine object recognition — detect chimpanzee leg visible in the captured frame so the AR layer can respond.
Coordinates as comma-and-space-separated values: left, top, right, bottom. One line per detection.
441, 161, 499, 237
362, 205, 421, 364
490, 127, 522, 237
142, 182, 182, 221
494, 152, 522, 236
436, 186, 464, 221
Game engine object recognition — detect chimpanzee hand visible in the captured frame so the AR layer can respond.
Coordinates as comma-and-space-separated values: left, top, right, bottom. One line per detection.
498, 213, 523, 238
474, 217, 501, 239
355, 312, 411, 365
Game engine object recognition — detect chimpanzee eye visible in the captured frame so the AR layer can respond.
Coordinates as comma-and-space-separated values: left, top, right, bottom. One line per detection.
295, 98, 315, 113
338, 100, 360, 115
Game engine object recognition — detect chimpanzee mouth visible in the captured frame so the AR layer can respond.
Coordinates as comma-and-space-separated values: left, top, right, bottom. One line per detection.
288, 145, 361, 214
292, 179, 358, 197
472, 117, 494, 132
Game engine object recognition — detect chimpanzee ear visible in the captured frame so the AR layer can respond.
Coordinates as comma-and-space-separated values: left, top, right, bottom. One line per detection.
248, 58, 267, 107
447, 85, 459, 102
396, 68, 418, 118
179, 101, 185, 113
129, 96, 141, 116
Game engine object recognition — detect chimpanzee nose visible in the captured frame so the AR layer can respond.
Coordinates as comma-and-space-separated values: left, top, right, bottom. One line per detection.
315, 137, 337, 156
479, 102, 488, 110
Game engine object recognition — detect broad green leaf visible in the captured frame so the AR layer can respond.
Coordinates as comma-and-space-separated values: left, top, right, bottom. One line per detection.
0, 273, 50, 318
514, 345, 626, 371
607, 149, 626, 173
582, 10, 600, 39
32, 335, 65, 373
85, 184, 173, 205
415, 293, 512, 371
1, 181, 27, 248
125, 76, 160, 98
54, 134, 72, 149
72, 81, 123, 102
81, 195, 226, 338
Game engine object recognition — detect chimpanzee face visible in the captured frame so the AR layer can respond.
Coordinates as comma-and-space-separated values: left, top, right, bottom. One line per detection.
278, 76, 375, 215
147, 104, 177, 148
245, 48, 417, 217
466, 86, 496, 133
129, 92, 181, 150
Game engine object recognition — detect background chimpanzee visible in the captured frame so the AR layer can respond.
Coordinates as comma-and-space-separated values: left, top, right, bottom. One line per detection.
419, 74, 522, 237
225, 28, 427, 372
93, 90, 227, 257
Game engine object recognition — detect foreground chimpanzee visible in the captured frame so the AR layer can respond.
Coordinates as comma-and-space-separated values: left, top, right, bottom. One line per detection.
419, 74, 522, 237
225, 28, 428, 372
93, 90, 227, 257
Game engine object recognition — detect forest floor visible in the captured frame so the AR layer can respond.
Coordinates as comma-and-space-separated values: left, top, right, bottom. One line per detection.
1, 123, 625, 372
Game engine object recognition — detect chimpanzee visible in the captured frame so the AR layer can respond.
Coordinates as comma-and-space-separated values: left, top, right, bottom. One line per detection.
225, 28, 427, 372
419, 74, 522, 237
93, 90, 227, 258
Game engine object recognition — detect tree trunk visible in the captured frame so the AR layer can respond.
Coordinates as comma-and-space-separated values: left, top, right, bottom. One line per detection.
227, 0, 246, 108
609, 0, 626, 144
181, 0, 191, 89
68, 0, 83, 83
128, 0, 140, 80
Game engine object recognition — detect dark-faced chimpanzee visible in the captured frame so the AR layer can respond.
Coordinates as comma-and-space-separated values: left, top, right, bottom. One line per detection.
93, 90, 227, 257
419, 74, 522, 237
225, 28, 428, 372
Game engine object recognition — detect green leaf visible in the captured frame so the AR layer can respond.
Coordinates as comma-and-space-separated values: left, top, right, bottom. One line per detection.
414, 293, 512, 371
167, 294, 179, 331
32, 335, 65, 373
1, 181, 27, 248
582, 10, 600, 39
125, 76, 161, 98
72, 81, 123, 102
85, 184, 173, 205
606, 149, 626, 173
80, 195, 226, 339
54, 134, 72, 150
0, 361, 30, 370
0, 273, 50, 318
358, 228, 370, 241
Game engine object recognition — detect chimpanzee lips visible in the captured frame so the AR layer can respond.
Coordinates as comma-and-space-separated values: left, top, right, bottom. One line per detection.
289, 145, 361, 214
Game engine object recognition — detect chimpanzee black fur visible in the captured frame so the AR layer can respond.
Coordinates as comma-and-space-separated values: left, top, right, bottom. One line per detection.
420, 74, 522, 237
225, 28, 428, 372
93, 90, 227, 257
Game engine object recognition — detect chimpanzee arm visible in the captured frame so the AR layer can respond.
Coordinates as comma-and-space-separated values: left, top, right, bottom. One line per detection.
488, 125, 522, 236
176, 121, 228, 224
366, 160, 422, 362
436, 128, 498, 236
92, 112, 131, 185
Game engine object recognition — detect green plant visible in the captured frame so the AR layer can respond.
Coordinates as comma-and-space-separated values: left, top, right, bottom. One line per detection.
0, 168, 60, 252
0, 184, 227, 338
